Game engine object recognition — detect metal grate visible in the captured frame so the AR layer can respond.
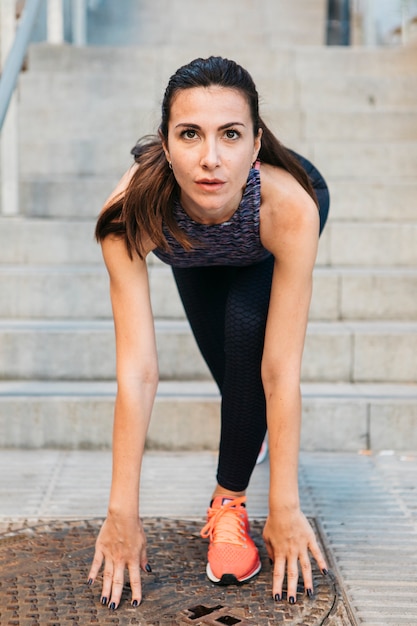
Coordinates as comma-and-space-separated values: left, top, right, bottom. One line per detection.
0, 518, 354, 625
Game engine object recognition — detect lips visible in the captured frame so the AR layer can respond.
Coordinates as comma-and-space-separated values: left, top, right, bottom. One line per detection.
195, 178, 225, 191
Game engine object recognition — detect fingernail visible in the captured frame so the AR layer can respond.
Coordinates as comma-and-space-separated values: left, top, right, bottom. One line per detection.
307, 588, 313, 598
289, 596, 295, 604
87, 578, 93, 586
132, 600, 138, 607
109, 602, 116, 611
101, 597, 107, 605
274, 593, 281, 602
145, 563, 152, 573
322, 568, 329, 576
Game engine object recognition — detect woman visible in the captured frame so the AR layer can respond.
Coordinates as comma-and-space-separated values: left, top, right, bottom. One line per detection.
88, 56, 330, 610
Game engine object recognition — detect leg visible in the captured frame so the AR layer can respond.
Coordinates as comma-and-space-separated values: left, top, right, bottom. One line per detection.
172, 265, 235, 390
173, 257, 274, 494
217, 255, 274, 492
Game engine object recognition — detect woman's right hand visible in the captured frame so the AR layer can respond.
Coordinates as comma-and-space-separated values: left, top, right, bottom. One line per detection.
88, 512, 151, 609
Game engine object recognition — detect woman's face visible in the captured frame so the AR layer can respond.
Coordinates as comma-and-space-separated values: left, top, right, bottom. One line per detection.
162, 86, 261, 225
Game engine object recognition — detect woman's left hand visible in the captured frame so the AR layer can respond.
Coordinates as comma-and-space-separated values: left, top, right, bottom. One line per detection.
263, 507, 328, 602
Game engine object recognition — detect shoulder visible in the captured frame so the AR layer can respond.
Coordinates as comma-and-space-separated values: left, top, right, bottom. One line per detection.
258, 163, 319, 256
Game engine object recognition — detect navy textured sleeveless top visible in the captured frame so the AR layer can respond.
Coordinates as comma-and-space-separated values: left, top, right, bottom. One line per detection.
152, 167, 272, 268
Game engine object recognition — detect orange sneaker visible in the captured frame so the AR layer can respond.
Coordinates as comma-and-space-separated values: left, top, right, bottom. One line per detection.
200, 495, 261, 585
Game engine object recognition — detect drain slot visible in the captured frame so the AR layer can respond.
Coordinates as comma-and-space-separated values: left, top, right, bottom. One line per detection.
188, 604, 224, 619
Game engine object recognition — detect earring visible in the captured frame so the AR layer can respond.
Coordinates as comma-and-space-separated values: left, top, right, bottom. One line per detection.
168, 161, 173, 170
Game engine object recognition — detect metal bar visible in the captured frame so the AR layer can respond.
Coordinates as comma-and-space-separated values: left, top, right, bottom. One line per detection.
0, 0, 43, 130
72, 0, 87, 46
0, 0, 19, 215
362, 0, 377, 45
401, 0, 410, 44
47, 0, 64, 44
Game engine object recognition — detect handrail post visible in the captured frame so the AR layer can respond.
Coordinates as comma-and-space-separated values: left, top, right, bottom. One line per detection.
0, 0, 19, 216
72, 0, 87, 46
47, 0, 64, 44
362, 0, 377, 45
401, 0, 410, 44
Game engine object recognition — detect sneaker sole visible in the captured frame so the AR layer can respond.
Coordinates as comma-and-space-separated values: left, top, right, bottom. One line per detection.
206, 560, 262, 585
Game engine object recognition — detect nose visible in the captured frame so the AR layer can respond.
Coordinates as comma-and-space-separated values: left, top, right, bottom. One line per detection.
200, 138, 221, 169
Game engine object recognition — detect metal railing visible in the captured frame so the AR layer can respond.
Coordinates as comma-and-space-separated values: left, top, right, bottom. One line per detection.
0, 0, 44, 215
0, 0, 89, 215
0, 0, 43, 130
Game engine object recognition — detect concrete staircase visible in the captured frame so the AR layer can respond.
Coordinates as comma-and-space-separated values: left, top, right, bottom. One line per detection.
1, 0, 416, 451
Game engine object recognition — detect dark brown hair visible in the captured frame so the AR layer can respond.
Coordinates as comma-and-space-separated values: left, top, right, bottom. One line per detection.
95, 56, 317, 258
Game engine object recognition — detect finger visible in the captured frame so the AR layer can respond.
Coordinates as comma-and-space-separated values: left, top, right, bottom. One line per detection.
272, 558, 285, 602
299, 551, 313, 596
88, 549, 104, 584
108, 564, 125, 610
101, 562, 114, 606
128, 563, 142, 607
309, 536, 328, 575
263, 536, 274, 564
139, 543, 150, 573
286, 558, 299, 604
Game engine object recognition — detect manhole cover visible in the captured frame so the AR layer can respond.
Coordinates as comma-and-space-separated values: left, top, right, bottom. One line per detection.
0, 518, 353, 625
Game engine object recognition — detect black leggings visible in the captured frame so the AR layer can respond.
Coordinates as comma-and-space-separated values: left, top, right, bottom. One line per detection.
172, 256, 274, 492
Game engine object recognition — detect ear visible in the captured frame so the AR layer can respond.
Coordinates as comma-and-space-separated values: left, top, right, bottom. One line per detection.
252, 128, 262, 163
158, 129, 170, 162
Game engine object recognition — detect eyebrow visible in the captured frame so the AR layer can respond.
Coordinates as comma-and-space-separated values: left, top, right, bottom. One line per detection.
174, 122, 246, 130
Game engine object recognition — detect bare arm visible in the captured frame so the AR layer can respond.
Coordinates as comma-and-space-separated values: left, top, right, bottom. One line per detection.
105, 235, 158, 517
88, 167, 158, 608
260, 166, 327, 601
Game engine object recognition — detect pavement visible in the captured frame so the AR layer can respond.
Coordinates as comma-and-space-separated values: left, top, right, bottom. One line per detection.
1, 448, 417, 625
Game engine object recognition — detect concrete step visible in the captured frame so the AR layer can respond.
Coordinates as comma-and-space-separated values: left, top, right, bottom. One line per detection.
0, 380, 415, 451
0, 319, 416, 383
1, 217, 416, 268
18, 102, 159, 142
2, 264, 416, 322
0, 218, 101, 264
317, 221, 417, 267
293, 45, 417, 77
328, 180, 417, 222
263, 108, 417, 142
20, 65, 417, 112
24, 43, 297, 77
20, 176, 417, 222
27, 43, 417, 78
19, 136, 417, 178
20, 176, 117, 219
20, 102, 417, 144
312, 141, 417, 179
298, 74, 417, 109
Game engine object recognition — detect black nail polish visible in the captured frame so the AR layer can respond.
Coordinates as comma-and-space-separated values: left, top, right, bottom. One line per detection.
87, 578, 93, 586
132, 600, 138, 607
145, 563, 152, 573
307, 588, 313, 598
101, 597, 107, 605
274, 593, 281, 602
289, 596, 295, 604
322, 568, 329, 576
109, 602, 116, 611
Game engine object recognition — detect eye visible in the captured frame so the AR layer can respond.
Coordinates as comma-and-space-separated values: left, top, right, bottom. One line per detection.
181, 129, 198, 140
224, 129, 241, 140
